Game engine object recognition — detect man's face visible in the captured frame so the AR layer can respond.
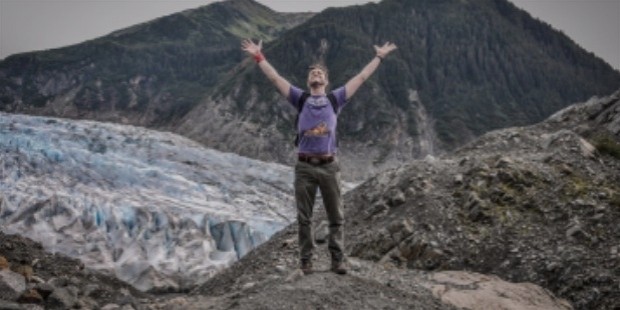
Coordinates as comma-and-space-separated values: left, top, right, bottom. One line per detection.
307, 68, 328, 88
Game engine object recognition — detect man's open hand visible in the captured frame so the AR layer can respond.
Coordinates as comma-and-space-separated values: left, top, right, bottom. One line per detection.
374, 42, 397, 59
241, 39, 262, 56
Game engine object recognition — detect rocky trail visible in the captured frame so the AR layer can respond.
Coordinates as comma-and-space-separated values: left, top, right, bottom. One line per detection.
0, 227, 570, 310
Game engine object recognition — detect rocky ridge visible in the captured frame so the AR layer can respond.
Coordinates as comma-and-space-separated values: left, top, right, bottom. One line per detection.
341, 89, 620, 309
0, 231, 148, 310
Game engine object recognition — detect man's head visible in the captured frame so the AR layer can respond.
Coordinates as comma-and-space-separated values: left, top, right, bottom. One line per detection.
307, 63, 329, 90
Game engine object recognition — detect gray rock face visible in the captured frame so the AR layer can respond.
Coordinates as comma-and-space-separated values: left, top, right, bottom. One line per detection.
0, 233, 149, 310
0, 269, 26, 301
343, 90, 620, 309
46, 287, 78, 310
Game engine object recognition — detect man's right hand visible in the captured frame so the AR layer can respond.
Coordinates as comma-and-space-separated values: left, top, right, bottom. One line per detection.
240, 38, 291, 98
241, 39, 262, 56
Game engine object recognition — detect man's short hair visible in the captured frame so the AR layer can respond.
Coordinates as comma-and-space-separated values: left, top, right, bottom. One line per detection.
308, 63, 329, 79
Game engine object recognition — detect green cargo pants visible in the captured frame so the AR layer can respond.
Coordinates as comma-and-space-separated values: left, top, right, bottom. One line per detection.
294, 160, 344, 263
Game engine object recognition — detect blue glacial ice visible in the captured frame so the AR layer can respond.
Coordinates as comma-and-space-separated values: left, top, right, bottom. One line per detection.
0, 112, 297, 291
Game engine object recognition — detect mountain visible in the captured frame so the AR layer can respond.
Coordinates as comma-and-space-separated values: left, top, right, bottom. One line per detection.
1, 0, 619, 181
0, 111, 298, 292
177, 0, 620, 180
0, 0, 312, 126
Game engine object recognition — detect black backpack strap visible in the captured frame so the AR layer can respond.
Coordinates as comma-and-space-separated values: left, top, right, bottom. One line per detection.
326, 92, 339, 115
297, 92, 311, 112
294, 92, 311, 146
326, 92, 340, 147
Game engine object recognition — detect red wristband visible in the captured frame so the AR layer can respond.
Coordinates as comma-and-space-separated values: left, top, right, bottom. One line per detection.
254, 52, 265, 63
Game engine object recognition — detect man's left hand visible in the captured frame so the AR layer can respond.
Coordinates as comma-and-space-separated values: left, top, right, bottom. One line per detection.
374, 42, 397, 59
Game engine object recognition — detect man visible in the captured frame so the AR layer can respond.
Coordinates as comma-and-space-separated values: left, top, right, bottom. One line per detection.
241, 39, 397, 275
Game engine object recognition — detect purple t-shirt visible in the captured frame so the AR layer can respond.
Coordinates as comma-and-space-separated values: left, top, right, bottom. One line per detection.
288, 85, 347, 155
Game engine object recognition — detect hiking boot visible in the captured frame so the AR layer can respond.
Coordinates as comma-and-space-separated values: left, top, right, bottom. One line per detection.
331, 260, 347, 275
300, 260, 313, 275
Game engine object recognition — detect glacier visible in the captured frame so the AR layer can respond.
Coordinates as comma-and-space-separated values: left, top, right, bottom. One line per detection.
0, 112, 297, 291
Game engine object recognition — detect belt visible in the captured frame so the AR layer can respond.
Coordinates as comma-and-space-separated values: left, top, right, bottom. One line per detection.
298, 154, 335, 165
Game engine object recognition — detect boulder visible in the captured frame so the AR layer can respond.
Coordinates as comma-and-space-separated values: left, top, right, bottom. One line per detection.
421, 271, 573, 310
46, 287, 78, 310
0, 256, 9, 270
0, 269, 26, 301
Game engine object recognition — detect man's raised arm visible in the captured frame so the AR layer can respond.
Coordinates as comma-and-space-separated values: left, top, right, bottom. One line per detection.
345, 42, 397, 100
241, 39, 290, 98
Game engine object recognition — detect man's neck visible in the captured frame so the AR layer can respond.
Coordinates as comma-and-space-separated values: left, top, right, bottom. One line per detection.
310, 87, 326, 96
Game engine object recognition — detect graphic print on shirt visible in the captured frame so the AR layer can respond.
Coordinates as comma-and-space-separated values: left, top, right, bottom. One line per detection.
304, 121, 330, 137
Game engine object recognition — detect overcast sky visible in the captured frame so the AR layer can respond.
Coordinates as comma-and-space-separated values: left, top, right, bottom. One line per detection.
0, 0, 618, 70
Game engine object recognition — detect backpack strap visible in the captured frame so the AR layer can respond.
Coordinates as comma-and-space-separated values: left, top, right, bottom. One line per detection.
326, 92, 339, 115
297, 92, 311, 113
294, 92, 311, 147
326, 92, 340, 147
